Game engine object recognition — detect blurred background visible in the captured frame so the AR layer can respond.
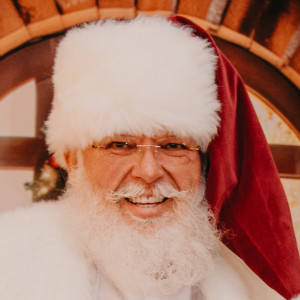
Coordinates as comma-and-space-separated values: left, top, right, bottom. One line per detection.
0, 0, 299, 252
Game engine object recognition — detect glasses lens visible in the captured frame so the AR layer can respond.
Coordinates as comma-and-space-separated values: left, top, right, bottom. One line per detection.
106, 141, 136, 155
93, 137, 199, 166
156, 139, 198, 166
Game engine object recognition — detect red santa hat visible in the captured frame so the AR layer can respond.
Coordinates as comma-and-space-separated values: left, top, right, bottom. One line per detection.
46, 16, 300, 299
169, 16, 300, 300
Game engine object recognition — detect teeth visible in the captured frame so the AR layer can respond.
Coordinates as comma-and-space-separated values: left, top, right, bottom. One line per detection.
136, 204, 157, 207
124, 197, 169, 205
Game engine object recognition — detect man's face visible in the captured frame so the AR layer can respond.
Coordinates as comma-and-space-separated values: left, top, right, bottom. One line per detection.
64, 134, 217, 298
68, 134, 202, 220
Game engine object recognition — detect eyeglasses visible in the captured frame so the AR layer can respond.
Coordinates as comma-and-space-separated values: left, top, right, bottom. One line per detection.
91, 137, 201, 166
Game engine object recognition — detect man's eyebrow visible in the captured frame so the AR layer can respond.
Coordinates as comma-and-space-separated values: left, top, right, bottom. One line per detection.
156, 136, 186, 140
115, 135, 137, 138
106, 135, 138, 141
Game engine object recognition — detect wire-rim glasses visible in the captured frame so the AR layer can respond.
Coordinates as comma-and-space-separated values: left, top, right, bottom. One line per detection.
91, 136, 201, 166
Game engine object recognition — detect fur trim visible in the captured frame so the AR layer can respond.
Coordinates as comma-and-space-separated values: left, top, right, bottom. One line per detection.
46, 16, 220, 168
0, 202, 97, 300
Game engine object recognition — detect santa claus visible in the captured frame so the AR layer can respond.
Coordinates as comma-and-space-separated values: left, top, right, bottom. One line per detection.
0, 16, 299, 300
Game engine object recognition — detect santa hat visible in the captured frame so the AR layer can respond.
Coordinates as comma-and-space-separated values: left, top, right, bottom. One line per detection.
46, 16, 220, 169
46, 16, 300, 299
169, 16, 300, 300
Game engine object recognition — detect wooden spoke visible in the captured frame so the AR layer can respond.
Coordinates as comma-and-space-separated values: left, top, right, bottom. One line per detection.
270, 144, 300, 178
0, 137, 46, 168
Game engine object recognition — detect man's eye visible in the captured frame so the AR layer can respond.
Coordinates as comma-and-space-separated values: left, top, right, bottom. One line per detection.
106, 142, 134, 150
160, 143, 187, 150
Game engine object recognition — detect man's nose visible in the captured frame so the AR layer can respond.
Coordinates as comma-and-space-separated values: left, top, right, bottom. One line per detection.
131, 148, 164, 184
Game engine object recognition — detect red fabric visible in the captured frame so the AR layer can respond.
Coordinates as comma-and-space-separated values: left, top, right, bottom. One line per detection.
170, 16, 300, 300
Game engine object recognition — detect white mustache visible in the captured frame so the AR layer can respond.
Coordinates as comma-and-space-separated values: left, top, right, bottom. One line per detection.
108, 183, 188, 204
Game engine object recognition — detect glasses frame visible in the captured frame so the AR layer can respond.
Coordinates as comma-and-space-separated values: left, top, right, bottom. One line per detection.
91, 143, 201, 152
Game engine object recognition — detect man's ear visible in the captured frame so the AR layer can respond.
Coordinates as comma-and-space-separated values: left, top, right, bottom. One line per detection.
64, 151, 78, 173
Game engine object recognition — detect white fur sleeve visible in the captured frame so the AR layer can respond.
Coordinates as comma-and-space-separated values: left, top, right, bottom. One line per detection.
0, 202, 96, 300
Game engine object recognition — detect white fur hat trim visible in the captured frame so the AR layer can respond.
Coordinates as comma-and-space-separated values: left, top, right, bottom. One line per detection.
46, 16, 220, 168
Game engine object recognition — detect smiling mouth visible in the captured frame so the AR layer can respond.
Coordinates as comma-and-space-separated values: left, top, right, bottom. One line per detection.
124, 197, 169, 206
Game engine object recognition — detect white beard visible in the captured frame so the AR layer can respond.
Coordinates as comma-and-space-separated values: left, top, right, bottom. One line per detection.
63, 166, 220, 300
